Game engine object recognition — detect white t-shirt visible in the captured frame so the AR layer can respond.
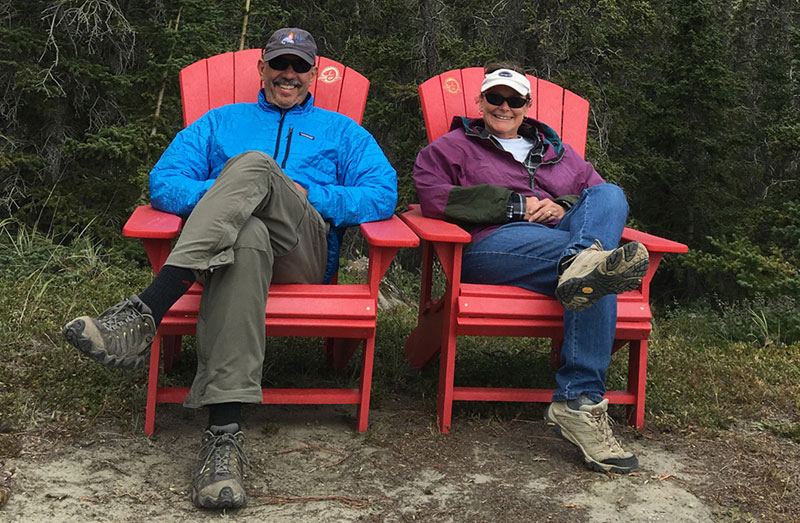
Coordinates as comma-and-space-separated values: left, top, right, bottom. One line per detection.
495, 136, 534, 163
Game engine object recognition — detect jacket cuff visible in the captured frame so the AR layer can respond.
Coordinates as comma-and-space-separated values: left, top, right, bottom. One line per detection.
506, 192, 526, 221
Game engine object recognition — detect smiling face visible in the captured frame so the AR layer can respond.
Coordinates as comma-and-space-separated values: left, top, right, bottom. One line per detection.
477, 85, 530, 139
258, 56, 316, 109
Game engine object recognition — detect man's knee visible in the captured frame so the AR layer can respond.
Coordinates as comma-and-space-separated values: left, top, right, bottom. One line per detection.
221, 150, 285, 184
234, 216, 271, 251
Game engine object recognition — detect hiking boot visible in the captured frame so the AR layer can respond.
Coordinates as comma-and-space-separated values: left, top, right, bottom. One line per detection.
545, 399, 638, 474
556, 240, 648, 312
191, 424, 248, 509
62, 295, 156, 371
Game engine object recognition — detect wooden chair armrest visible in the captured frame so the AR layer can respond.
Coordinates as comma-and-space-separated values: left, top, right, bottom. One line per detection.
400, 204, 472, 244
123, 204, 183, 240
622, 227, 688, 254
359, 215, 420, 248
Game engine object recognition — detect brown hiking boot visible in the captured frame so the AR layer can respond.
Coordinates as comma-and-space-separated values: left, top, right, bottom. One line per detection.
62, 295, 155, 371
556, 240, 648, 312
191, 424, 248, 509
545, 399, 638, 474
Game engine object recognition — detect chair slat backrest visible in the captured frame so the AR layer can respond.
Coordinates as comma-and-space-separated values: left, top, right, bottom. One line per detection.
179, 49, 369, 127
418, 67, 590, 158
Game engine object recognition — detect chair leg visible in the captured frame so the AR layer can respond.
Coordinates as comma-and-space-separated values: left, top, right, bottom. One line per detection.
405, 299, 444, 369
145, 334, 162, 437
162, 335, 181, 372
325, 338, 361, 370
437, 315, 458, 434
626, 339, 648, 429
355, 338, 373, 432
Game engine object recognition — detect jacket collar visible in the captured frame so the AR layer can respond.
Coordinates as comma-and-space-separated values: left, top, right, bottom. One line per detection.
257, 89, 314, 113
454, 116, 564, 159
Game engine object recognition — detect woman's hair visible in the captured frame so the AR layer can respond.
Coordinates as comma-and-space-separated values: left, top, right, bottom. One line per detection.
483, 61, 526, 75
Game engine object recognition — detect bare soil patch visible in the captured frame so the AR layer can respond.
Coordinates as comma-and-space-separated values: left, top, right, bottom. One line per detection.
0, 397, 797, 522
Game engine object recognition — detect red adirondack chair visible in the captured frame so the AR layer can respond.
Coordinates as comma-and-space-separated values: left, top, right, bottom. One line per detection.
400, 68, 688, 433
123, 49, 418, 436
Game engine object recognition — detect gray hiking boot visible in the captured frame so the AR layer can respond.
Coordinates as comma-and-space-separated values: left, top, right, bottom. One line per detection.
62, 295, 156, 371
556, 240, 648, 312
545, 399, 638, 474
191, 424, 248, 509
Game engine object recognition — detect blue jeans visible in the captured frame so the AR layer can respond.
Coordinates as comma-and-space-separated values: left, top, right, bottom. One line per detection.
461, 183, 629, 403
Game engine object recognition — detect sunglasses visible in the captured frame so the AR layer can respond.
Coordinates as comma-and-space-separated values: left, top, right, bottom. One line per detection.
267, 56, 313, 73
484, 92, 529, 109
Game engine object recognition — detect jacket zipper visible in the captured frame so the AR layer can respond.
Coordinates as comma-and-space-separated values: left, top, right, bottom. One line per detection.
281, 127, 293, 169
273, 110, 287, 159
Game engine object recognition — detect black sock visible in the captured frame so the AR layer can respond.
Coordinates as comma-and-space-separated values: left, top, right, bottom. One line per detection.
138, 265, 196, 325
208, 402, 242, 429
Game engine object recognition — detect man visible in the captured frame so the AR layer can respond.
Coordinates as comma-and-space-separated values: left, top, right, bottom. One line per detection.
413, 63, 647, 474
63, 28, 397, 509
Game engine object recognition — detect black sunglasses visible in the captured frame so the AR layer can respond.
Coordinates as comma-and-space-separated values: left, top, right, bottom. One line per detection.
484, 92, 529, 109
267, 56, 313, 73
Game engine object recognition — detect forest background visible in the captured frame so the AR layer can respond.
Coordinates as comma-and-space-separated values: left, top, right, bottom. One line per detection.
2, 0, 799, 307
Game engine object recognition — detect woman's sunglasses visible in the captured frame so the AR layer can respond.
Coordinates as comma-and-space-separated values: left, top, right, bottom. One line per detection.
484, 92, 529, 109
267, 56, 313, 73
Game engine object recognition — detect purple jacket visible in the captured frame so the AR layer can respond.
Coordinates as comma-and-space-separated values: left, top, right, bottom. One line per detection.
413, 116, 605, 243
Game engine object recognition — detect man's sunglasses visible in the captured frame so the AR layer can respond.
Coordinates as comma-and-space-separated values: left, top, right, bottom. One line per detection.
267, 56, 313, 73
484, 92, 529, 109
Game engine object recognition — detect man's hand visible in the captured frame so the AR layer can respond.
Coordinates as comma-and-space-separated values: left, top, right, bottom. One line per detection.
294, 182, 308, 198
525, 196, 564, 223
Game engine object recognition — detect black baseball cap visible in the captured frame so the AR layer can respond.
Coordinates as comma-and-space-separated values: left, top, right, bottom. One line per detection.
262, 28, 317, 65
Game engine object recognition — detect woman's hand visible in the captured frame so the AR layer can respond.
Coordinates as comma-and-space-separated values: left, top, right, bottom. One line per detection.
525, 196, 564, 223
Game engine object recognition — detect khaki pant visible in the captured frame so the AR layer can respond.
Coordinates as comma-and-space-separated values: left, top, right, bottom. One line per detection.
163, 151, 329, 408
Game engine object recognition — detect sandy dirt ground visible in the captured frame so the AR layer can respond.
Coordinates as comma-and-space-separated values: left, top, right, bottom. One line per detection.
0, 397, 796, 522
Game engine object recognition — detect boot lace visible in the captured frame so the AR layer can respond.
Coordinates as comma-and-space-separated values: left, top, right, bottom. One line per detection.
591, 409, 625, 454
198, 432, 248, 477
97, 299, 142, 331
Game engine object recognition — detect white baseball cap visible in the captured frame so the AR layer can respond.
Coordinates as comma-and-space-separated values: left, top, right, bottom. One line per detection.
480, 69, 531, 97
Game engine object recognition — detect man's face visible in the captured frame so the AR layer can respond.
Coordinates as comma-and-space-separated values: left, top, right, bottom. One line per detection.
258, 55, 316, 109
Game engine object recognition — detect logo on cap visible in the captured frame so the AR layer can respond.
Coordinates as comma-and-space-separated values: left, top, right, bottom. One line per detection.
280, 32, 306, 45
499, 71, 512, 77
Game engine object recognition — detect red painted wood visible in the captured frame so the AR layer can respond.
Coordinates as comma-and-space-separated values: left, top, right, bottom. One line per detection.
562, 89, 590, 158
179, 60, 210, 126
206, 52, 236, 111
536, 79, 564, 135
437, 69, 467, 132
234, 48, 262, 103
311, 56, 343, 112
419, 75, 449, 142
399, 204, 471, 243
123, 205, 182, 239
337, 66, 369, 124
154, 387, 361, 405
359, 215, 420, 247
460, 68, 485, 119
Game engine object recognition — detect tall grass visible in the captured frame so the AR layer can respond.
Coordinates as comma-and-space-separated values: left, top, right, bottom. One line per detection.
2, 222, 799, 442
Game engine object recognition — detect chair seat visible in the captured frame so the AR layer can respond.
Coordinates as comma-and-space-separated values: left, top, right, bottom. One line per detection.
456, 283, 651, 338
157, 284, 377, 338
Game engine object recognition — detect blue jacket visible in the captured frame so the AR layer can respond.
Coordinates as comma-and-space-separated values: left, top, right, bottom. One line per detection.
149, 90, 398, 282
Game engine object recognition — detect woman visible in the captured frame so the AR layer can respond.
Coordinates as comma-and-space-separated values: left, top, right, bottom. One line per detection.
413, 63, 647, 474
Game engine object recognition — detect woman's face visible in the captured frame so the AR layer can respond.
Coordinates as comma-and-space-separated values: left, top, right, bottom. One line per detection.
478, 85, 530, 139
